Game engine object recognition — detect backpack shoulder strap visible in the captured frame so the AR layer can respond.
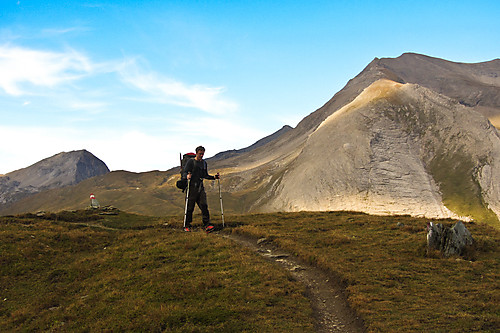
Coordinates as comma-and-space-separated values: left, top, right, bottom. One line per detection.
183, 158, 194, 176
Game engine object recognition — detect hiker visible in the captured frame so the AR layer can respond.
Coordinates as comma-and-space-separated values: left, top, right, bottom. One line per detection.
182, 146, 220, 232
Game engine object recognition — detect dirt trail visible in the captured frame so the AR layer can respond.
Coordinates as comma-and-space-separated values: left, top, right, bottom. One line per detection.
223, 233, 365, 333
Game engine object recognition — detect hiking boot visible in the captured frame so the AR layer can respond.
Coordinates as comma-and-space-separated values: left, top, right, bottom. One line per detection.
183, 226, 192, 232
204, 225, 215, 233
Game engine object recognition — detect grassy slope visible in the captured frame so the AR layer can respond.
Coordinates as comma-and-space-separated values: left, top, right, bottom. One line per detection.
2, 210, 499, 332
0, 171, 186, 217
0, 210, 313, 332
231, 211, 500, 332
0, 170, 244, 217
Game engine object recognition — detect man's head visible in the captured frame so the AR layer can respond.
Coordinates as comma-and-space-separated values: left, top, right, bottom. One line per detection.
195, 146, 205, 161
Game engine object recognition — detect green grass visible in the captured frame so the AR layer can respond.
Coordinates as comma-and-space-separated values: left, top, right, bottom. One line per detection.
230, 211, 500, 332
0, 210, 314, 332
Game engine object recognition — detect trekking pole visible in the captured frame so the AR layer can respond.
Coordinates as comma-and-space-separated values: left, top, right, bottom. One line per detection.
183, 178, 190, 228
218, 177, 225, 228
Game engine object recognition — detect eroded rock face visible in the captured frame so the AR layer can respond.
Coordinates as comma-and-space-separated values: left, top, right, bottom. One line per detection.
426, 221, 474, 257
263, 80, 500, 222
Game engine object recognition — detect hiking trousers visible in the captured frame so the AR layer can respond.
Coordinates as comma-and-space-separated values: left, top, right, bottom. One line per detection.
185, 183, 210, 226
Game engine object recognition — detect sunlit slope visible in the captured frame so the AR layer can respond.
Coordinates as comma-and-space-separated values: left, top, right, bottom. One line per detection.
4, 80, 500, 229
263, 79, 500, 227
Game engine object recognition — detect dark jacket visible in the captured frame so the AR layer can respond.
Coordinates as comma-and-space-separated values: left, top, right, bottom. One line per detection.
182, 158, 215, 188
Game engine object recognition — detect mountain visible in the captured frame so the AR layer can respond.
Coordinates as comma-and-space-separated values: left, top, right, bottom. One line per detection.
205, 53, 500, 227
0, 150, 109, 209
2, 53, 500, 228
258, 79, 500, 224
0, 128, 292, 216
286, 52, 500, 140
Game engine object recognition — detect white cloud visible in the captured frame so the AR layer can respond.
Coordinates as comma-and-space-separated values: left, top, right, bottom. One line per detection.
0, 44, 93, 96
0, 125, 166, 173
0, 126, 83, 173
0, 44, 238, 117
67, 100, 109, 112
0, 44, 255, 173
41, 27, 90, 37
118, 60, 238, 115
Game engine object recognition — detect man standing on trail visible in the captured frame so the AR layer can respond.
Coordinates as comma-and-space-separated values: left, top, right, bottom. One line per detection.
182, 146, 220, 232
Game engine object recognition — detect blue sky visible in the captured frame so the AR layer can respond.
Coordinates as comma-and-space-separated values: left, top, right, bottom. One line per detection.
1, 0, 499, 173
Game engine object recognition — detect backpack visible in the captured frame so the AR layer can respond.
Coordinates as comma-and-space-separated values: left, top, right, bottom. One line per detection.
176, 152, 196, 191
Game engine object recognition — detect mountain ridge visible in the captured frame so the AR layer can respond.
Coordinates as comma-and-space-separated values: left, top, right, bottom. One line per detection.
208, 125, 293, 164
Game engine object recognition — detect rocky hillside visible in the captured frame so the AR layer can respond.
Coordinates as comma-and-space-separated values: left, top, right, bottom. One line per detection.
374, 53, 500, 127
0, 150, 109, 210
210, 125, 293, 162
259, 79, 500, 224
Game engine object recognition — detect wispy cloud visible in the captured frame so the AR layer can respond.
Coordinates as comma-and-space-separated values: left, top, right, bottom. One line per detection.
0, 44, 93, 96
0, 44, 237, 115
118, 60, 238, 115
0, 43, 252, 172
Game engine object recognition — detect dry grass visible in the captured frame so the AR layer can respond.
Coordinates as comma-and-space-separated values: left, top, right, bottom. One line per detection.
230, 211, 500, 332
0, 210, 314, 332
3, 209, 498, 332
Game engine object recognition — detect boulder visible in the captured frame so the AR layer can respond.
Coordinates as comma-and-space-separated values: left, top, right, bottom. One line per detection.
426, 221, 474, 257
426, 222, 445, 250
444, 221, 474, 256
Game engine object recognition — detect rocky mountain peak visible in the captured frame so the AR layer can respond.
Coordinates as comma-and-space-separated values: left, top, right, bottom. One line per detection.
0, 150, 109, 207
